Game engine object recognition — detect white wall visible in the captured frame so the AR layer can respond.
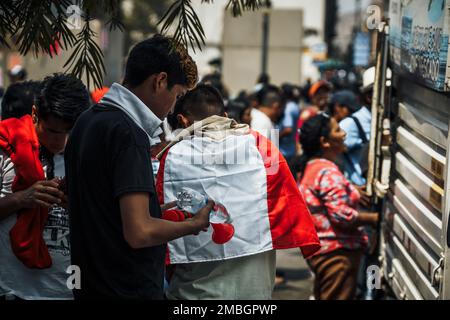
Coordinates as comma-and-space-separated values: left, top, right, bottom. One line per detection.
222, 9, 304, 94
190, 0, 325, 82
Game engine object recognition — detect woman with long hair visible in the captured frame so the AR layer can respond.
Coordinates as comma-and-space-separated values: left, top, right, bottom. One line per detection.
298, 113, 378, 300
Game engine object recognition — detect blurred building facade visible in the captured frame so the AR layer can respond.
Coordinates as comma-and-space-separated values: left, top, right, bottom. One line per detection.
191, 0, 327, 92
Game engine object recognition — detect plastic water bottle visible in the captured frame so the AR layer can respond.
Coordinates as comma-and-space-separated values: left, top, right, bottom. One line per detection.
176, 187, 208, 215
176, 187, 234, 244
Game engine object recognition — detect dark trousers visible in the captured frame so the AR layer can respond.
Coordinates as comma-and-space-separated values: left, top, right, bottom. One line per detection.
307, 249, 363, 300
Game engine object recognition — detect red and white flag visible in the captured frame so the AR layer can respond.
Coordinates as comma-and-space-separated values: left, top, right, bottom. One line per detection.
156, 117, 320, 265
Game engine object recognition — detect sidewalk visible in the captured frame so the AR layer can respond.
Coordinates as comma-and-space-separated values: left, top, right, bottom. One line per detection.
272, 249, 314, 300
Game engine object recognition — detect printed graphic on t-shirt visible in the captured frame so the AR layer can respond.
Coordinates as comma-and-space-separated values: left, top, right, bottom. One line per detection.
43, 207, 70, 256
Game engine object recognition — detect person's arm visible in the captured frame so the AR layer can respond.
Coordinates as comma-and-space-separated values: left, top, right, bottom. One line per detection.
319, 169, 376, 230
120, 192, 214, 249
354, 212, 378, 228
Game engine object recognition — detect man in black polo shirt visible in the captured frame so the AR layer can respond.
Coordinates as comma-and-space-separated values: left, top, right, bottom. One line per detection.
65, 35, 213, 299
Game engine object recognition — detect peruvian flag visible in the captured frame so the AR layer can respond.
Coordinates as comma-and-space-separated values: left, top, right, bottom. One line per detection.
156, 122, 320, 265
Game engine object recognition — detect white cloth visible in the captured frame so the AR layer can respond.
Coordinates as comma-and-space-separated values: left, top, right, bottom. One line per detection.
157, 115, 249, 159
251, 108, 274, 140
100, 83, 163, 145
0, 151, 73, 300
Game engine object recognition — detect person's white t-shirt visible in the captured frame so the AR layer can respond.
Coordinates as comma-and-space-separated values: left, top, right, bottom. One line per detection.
0, 151, 72, 300
251, 108, 274, 140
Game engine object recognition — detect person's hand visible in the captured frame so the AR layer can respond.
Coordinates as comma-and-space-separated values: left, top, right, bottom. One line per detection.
160, 201, 177, 212
189, 200, 215, 235
355, 185, 371, 208
16, 180, 65, 209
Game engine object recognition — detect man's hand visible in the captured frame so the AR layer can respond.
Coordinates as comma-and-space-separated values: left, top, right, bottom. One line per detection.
15, 180, 64, 209
189, 200, 215, 235
161, 201, 177, 212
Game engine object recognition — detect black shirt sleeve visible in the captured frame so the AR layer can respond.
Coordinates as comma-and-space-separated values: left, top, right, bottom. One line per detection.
112, 144, 155, 198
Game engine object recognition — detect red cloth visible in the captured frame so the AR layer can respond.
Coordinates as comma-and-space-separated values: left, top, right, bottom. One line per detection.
250, 131, 320, 258
0, 115, 52, 269
91, 87, 110, 104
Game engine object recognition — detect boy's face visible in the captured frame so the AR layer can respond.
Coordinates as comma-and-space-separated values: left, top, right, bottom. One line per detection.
142, 72, 187, 120
32, 107, 72, 155
159, 84, 187, 119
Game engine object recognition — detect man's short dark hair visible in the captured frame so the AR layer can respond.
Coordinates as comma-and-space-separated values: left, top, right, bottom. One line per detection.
35, 73, 90, 125
123, 34, 198, 90
1, 81, 40, 120
257, 84, 282, 107
167, 84, 225, 130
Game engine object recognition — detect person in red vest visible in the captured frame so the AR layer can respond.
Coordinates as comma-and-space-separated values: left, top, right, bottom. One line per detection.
0, 73, 90, 300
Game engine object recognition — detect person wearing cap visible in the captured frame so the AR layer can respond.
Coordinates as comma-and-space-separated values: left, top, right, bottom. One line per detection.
338, 93, 370, 187
337, 65, 393, 188
330, 90, 359, 123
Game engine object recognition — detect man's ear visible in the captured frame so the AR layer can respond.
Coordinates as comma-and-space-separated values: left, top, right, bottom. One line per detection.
320, 136, 330, 149
155, 72, 168, 91
177, 114, 191, 128
31, 105, 38, 124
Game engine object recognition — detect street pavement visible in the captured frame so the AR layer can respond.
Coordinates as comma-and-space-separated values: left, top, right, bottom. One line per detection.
272, 249, 314, 300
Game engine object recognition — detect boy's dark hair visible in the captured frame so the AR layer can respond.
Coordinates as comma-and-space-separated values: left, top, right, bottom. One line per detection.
35, 73, 90, 125
1, 81, 40, 120
257, 84, 282, 107
167, 84, 226, 130
123, 34, 198, 90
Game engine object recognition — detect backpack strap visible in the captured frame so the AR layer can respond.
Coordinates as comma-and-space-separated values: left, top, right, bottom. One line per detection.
350, 116, 368, 144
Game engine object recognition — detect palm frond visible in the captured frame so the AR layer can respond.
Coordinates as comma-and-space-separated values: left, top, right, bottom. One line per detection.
226, 0, 265, 17
159, 0, 264, 52
0, 0, 264, 88
0, 0, 15, 48
63, 16, 105, 89
158, 0, 205, 53
14, 0, 59, 57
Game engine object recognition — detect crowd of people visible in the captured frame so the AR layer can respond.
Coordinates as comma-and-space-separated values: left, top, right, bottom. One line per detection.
0, 34, 379, 301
